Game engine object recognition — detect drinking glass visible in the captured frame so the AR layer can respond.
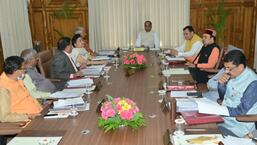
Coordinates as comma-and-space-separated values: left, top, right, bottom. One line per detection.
163, 72, 171, 85
174, 118, 185, 136
158, 90, 166, 103
114, 57, 119, 70
85, 83, 93, 103
70, 103, 78, 117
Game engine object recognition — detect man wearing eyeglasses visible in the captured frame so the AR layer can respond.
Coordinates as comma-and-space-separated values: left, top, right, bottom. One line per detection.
217, 50, 257, 137
0, 56, 42, 123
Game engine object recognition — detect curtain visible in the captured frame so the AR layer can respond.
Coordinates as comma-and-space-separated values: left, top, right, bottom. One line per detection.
254, 25, 257, 70
0, 0, 32, 58
88, 0, 190, 51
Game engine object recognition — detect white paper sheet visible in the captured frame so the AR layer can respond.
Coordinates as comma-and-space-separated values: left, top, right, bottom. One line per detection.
91, 56, 110, 61
162, 68, 190, 75
176, 98, 198, 112
8, 137, 62, 145
221, 135, 255, 145
53, 97, 85, 109
171, 134, 222, 145
81, 67, 103, 76
62, 85, 95, 94
170, 90, 197, 98
86, 64, 106, 69
67, 78, 94, 87
97, 50, 115, 56
165, 56, 185, 61
195, 98, 229, 116
50, 91, 82, 99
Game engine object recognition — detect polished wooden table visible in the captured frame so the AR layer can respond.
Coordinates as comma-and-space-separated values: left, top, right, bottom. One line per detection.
20, 52, 171, 145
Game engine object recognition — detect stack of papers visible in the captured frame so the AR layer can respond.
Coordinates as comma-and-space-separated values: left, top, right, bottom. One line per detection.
97, 50, 115, 56
91, 56, 110, 61
86, 64, 106, 69
195, 98, 229, 116
53, 97, 85, 109
176, 98, 198, 112
66, 78, 94, 88
81, 67, 103, 77
171, 134, 223, 145
50, 91, 82, 99
170, 90, 198, 98
8, 137, 62, 145
165, 56, 185, 61
62, 85, 95, 94
162, 68, 190, 75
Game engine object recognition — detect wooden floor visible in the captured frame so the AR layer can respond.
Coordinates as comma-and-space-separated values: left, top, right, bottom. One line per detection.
20, 52, 171, 145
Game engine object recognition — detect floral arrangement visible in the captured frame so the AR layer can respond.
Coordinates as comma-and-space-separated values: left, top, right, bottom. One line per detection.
123, 53, 147, 69
98, 95, 146, 132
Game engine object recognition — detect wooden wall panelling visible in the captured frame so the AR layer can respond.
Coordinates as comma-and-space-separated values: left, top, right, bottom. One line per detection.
47, 11, 87, 49
190, 0, 257, 67
29, 0, 88, 51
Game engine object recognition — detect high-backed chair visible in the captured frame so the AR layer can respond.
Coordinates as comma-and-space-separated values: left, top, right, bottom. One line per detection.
37, 50, 60, 82
37, 50, 52, 78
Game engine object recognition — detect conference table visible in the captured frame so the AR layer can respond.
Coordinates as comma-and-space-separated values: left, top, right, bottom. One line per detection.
18, 52, 173, 145
15, 51, 220, 145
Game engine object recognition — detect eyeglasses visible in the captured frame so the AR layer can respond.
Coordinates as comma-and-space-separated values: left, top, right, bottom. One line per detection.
224, 66, 238, 72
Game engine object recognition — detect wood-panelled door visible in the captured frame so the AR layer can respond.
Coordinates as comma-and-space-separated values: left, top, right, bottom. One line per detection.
190, 0, 257, 67
28, 0, 88, 51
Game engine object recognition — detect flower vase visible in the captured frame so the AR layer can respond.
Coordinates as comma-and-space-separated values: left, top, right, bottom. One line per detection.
125, 68, 137, 76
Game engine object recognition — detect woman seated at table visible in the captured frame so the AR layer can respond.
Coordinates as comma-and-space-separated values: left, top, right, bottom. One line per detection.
71, 34, 107, 67
73, 26, 97, 56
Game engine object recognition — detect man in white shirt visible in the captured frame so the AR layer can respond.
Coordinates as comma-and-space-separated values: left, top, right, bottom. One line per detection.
135, 21, 159, 48
170, 25, 203, 63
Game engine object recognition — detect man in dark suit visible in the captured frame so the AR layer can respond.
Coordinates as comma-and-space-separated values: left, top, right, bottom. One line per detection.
51, 37, 83, 90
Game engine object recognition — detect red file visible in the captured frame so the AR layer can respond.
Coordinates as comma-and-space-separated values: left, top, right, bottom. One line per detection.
167, 85, 195, 91
180, 111, 224, 125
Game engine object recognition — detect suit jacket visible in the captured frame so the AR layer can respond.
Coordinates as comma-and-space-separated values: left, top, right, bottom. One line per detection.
51, 50, 76, 90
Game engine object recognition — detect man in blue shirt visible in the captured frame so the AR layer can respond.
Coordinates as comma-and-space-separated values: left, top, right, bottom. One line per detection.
217, 50, 257, 137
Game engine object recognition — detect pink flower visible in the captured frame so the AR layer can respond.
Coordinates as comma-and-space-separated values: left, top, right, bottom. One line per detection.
101, 111, 108, 119
115, 104, 122, 111
114, 97, 121, 103
137, 60, 143, 64
106, 109, 116, 117
132, 106, 139, 113
130, 59, 136, 64
120, 110, 134, 120
125, 98, 134, 104
124, 60, 130, 64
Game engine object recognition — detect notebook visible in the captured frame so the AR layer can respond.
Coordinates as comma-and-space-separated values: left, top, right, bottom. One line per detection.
180, 111, 224, 125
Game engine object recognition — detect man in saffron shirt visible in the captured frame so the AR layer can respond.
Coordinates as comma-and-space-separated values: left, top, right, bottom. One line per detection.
0, 56, 42, 122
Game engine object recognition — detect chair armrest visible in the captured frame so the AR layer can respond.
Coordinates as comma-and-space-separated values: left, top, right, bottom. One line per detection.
236, 115, 257, 122
40, 100, 53, 115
